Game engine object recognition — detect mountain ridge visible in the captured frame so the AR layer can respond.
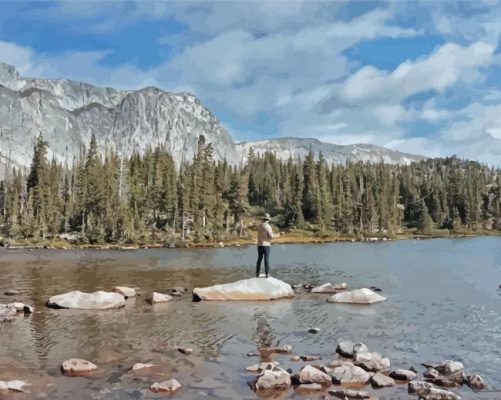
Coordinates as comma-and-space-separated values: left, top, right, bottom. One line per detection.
0, 62, 423, 176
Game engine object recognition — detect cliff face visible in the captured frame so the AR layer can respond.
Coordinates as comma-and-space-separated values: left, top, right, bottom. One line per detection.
0, 63, 422, 177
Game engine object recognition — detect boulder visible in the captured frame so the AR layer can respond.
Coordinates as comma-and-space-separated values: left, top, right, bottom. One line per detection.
408, 381, 461, 400
332, 363, 371, 385
131, 363, 155, 371
254, 367, 291, 391
193, 277, 294, 301
426, 372, 465, 388
353, 343, 369, 355
424, 368, 440, 379
371, 372, 395, 388
466, 374, 486, 390
147, 292, 173, 304
61, 359, 98, 376
354, 352, 390, 372
312, 282, 348, 293
390, 369, 417, 381
327, 288, 386, 304
114, 286, 136, 298
422, 361, 464, 375
47, 291, 126, 309
10, 302, 34, 314
329, 389, 371, 399
299, 365, 332, 385
150, 379, 182, 394
336, 341, 355, 357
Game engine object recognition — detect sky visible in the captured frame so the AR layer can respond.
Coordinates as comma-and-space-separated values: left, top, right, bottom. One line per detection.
0, 0, 500, 165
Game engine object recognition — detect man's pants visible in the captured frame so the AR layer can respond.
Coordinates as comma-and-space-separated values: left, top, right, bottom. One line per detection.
256, 246, 270, 277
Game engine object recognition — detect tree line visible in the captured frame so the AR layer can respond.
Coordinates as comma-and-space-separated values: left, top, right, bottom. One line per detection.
0, 134, 499, 244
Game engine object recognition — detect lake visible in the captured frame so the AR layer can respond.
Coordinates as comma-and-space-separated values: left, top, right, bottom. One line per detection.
0, 237, 500, 399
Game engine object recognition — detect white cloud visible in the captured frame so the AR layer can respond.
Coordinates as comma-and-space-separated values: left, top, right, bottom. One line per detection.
0, 41, 33, 70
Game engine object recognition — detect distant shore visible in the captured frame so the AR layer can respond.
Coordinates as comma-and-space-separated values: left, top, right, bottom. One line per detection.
2, 229, 500, 250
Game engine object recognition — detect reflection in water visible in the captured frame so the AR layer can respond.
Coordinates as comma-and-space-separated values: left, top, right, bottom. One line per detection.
0, 237, 500, 399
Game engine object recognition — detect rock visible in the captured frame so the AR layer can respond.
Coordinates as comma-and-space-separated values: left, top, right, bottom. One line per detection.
390, 369, 417, 381
353, 342, 369, 355
426, 371, 465, 388
332, 363, 371, 385
309, 327, 320, 334
408, 381, 461, 400
336, 341, 355, 357
422, 361, 464, 375
3, 290, 21, 296
299, 365, 332, 385
246, 351, 260, 357
327, 288, 386, 304
371, 372, 395, 388
5, 380, 28, 392
370, 286, 382, 292
114, 286, 136, 298
47, 291, 126, 309
290, 355, 301, 362
259, 345, 293, 356
297, 383, 323, 391
193, 277, 294, 301
354, 351, 390, 372
147, 292, 173, 304
424, 368, 440, 379
150, 378, 182, 394
312, 282, 348, 293
466, 374, 486, 390
131, 363, 155, 371
177, 347, 193, 355
246, 362, 279, 373
10, 302, 34, 314
300, 355, 322, 361
167, 287, 187, 297
254, 367, 291, 391
0, 304, 17, 322
0, 381, 7, 392
61, 359, 98, 376
329, 389, 371, 399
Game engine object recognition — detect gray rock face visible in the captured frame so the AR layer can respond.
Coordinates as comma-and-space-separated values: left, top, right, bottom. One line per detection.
0, 63, 424, 178
298, 365, 332, 385
371, 372, 395, 388
47, 291, 126, 309
408, 381, 461, 400
331, 363, 371, 385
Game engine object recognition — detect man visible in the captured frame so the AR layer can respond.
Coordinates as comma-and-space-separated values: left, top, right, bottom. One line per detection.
256, 213, 278, 278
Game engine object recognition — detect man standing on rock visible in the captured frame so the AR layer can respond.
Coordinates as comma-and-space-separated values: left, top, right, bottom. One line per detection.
256, 213, 278, 278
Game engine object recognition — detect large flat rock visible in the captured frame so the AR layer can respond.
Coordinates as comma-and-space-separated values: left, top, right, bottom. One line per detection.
193, 277, 294, 301
47, 291, 126, 310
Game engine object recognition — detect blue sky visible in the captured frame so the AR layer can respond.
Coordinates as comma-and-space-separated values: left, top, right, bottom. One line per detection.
0, 0, 500, 164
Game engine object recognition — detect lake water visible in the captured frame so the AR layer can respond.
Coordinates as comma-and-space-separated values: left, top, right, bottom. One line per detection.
0, 237, 500, 399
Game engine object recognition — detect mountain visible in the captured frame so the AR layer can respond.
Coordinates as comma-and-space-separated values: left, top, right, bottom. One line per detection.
236, 137, 423, 165
0, 63, 422, 177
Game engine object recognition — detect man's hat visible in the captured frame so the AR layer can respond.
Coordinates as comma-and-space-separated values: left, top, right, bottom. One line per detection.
263, 213, 271, 221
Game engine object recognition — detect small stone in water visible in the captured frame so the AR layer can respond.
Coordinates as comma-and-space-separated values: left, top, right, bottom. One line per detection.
290, 355, 301, 361
150, 379, 182, 394
177, 347, 193, 355
309, 327, 320, 334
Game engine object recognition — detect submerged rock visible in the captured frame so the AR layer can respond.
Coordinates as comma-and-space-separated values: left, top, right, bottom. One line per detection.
297, 383, 323, 391
0, 380, 29, 392
259, 345, 293, 357
193, 277, 294, 301
329, 389, 371, 399
131, 363, 155, 371
177, 347, 193, 355
327, 288, 386, 304
312, 282, 348, 293
299, 365, 332, 385
147, 292, 173, 304
246, 362, 279, 373
0, 304, 18, 322
61, 359, 98, 376
332, 363, 371, 385
167, 287, 187, 297
308, 327, 320, 334
3, 290, 21, 296
47, 291, 126, 309
113, 286, 136, 299
150, 378, 182, 394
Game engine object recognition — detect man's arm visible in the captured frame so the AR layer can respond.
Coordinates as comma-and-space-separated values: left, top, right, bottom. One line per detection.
265, 224, 279, 239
